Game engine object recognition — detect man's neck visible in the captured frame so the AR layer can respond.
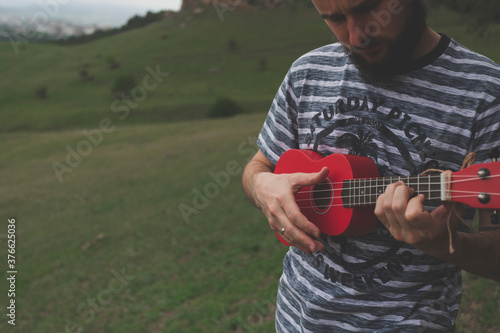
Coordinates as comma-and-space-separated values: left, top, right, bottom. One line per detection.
412, 27, 442, 61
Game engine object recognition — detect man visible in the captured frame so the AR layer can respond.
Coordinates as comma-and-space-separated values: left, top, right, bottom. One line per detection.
242, 0, 500, 331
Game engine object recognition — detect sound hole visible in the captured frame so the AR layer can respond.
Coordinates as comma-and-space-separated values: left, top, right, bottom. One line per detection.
311, 179, 333, 214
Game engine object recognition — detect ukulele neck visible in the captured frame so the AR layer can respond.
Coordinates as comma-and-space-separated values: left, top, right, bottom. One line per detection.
340, 173, 450, 207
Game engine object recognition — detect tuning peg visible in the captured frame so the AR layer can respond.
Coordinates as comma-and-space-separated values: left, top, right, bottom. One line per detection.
492, 210, 500, 225
489, 147, 499, 162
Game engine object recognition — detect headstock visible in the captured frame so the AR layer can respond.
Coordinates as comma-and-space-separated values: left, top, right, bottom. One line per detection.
450, 161, 500, 209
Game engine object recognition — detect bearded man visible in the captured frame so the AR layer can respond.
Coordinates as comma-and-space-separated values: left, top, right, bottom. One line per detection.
242, 0, 500, 331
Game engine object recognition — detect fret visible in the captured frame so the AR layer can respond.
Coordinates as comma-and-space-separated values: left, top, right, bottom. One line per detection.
430, 174, 442, 201
403, 175, 410, 187
406, 176, 417, 194
419, 175, 429, 200
350, 179, 353, 206
355, 178, 360, 206
353, 179, 356, 205
374, 178, 381, 205
377, 178, 383, 196
366, 178, 370, 205
366, 178, 372, 204
417, 175, 420, 197
358, 179, 364, 206
369, 179, 372, 204
361, 178, 366, 206
341, 179, 350, 207
428, 174, 431, 200
360, 178, 364, 205
384, 177, 393, 192
405, 176, 411, 189
363, 179, 366, 204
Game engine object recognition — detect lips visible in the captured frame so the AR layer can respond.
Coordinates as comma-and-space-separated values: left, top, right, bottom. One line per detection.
354, 42, 384, 54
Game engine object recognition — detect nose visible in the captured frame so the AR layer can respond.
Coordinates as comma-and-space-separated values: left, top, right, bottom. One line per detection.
347, 17, 370, 49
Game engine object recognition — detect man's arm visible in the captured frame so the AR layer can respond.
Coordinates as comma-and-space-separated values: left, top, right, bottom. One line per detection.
446, 209, 500, 281
242, 149, 329, 254
374, 181, 500, 282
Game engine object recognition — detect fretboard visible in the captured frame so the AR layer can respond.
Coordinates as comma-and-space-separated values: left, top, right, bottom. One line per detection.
340, 174, 442, 207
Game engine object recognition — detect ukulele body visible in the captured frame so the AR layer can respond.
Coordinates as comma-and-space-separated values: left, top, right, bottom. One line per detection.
274, 150, 380, 244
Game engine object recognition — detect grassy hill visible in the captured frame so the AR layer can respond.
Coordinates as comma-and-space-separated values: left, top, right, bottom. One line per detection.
1, 2, 500, 332
1, 2, 499, 133
0, 1, 333, 132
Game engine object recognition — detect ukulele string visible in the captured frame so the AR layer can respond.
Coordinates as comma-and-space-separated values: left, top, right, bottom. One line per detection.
294, 188, 500, 205
293, 191, 500, 210
293, 173, 500, 209
292, 192, 500, 210
299, 173, 500, 196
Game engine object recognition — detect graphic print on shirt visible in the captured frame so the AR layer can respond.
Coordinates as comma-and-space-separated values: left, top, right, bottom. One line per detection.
305, 95, 442, 176
304, 95, 440, 288
336, 128, 379, 161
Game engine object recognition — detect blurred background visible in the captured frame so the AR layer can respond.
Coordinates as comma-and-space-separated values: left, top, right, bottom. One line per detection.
0, 0, 499, 332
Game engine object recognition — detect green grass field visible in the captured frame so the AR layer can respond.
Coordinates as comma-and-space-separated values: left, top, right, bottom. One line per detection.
1, 113, 288, 332
0, 1, 333, 132
1, 2, 500, 332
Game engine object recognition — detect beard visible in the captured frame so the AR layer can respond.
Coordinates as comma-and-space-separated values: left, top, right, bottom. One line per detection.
343, 3, 428, 81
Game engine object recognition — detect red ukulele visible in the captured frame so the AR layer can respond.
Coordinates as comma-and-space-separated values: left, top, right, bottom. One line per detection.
274, 149, 500, 245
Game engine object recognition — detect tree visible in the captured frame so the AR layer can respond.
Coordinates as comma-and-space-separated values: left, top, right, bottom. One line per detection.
208, 97, 244, 118
112, 75, 137, 98
36, 85, 48, 99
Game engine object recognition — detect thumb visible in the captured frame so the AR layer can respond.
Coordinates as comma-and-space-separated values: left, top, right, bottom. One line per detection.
313, 167, 330, 183
432, 202, 466, 226
292, 167, 329, 191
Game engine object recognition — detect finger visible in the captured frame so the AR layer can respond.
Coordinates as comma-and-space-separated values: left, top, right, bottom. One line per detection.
270, 200, 322, 254
391, 183, 415, 222
282, 193, 321, 238
405, 194, 434, 242
290, 167, 329, 193
266, 182, 320, 238
405, 193, 427, 224
431, 202, 463, 230
378, 181, 407, 237
278, 213, 321, 254
374, 194, 386, 223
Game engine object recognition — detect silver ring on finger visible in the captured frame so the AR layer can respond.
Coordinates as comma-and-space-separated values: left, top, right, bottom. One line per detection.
280, 227, 285, 235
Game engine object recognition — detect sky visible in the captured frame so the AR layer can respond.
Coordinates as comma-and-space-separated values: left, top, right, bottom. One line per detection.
0, 0, 182, 11
0, 0, 184, 26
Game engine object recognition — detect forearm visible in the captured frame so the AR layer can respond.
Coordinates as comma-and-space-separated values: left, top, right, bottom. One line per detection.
428, 208, 500, 282
444, 230, 500, 282
241, 151, 274, 208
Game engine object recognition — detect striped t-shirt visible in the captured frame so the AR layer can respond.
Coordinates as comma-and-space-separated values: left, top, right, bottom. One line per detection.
257, 35, 500, 332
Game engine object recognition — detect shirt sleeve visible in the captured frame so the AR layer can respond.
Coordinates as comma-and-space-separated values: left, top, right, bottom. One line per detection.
257, 69, 300, 165
470, 96, 500, 164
